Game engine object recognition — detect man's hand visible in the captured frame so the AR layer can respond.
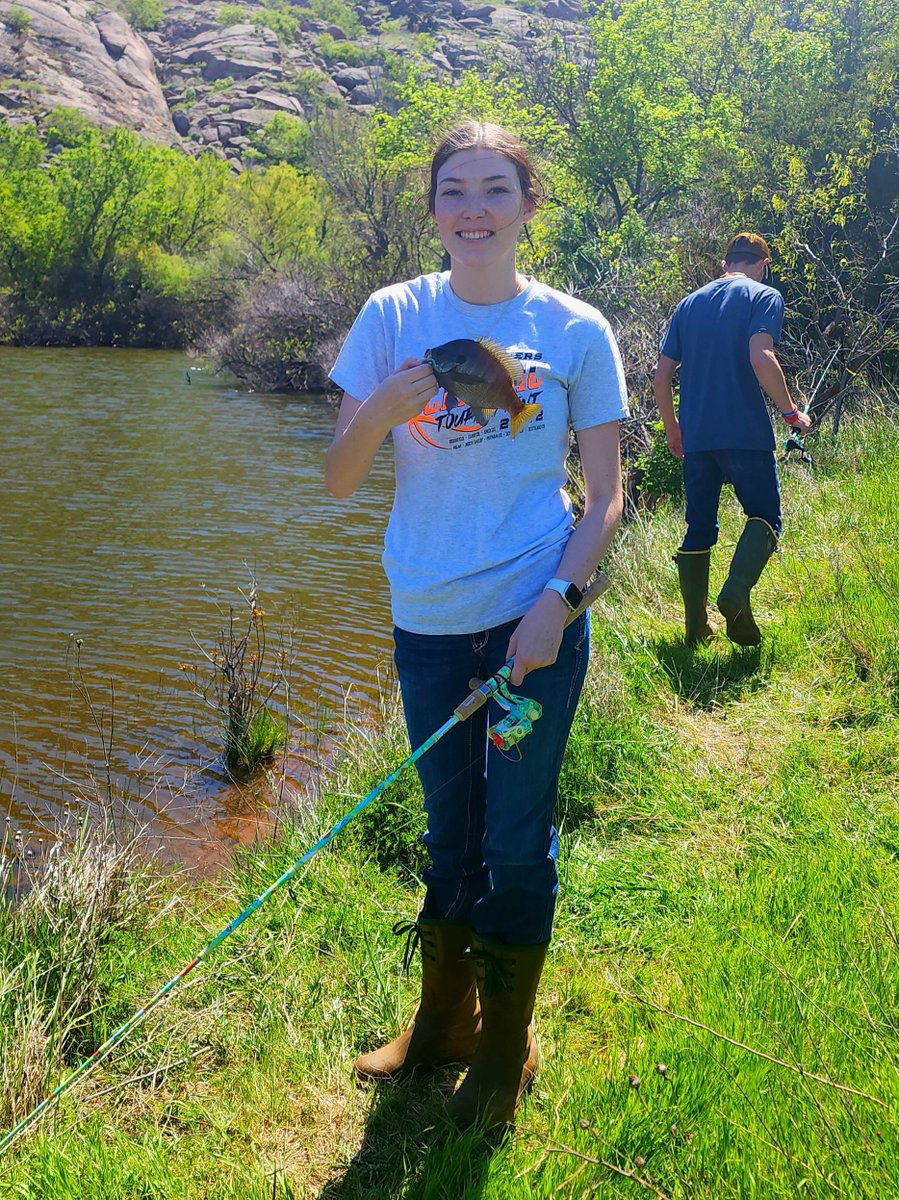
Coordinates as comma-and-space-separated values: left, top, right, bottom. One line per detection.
666, 423, 684, 458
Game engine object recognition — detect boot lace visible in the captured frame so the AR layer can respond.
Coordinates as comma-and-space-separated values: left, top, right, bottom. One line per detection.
467, 944, 515, 996
392, 919, 428, 973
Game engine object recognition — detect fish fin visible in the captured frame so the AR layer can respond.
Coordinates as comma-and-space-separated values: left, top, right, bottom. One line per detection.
477, 338, 521, 384
510, 402, 543, 438
469, 405, 496, 427
444, 391, 462, 410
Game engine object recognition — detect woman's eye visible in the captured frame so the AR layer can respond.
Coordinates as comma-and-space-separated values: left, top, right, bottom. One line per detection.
440, 188, 463, 197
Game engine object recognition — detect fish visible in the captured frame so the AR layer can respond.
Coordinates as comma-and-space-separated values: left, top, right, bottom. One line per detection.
423, 337, 543, 438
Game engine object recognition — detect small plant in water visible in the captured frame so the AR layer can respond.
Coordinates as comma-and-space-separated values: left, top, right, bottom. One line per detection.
184, 582, 287, 774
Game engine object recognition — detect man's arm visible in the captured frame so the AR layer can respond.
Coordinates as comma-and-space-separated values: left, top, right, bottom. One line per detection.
749, 333, 812, 434
653, 353, 684, 458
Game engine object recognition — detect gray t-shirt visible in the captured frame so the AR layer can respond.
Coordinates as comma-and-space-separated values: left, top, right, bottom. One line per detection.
330, 271, 628, 634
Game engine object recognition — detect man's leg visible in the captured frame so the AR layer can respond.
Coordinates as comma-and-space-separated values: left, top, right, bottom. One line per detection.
716, 450, 781, 645
676, 453, 725, 644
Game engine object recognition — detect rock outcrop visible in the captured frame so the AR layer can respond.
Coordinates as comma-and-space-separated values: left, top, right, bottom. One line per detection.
0, 0, 179, 143
0, 0, 587, 165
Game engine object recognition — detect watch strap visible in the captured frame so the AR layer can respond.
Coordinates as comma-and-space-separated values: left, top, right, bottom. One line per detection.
544, 578, 583, 611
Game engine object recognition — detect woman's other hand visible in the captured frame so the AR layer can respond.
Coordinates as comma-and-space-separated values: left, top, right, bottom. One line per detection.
326, 359, 439, 497
505, 591, 569, 686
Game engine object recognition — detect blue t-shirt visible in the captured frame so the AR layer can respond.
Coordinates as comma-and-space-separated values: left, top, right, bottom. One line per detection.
661, 276, 784, 451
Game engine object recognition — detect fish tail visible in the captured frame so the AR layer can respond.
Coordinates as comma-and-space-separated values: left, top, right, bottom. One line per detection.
511, 402, 543, 437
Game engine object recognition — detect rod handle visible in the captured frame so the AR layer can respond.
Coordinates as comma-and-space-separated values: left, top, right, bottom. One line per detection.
453, 570, 611, 721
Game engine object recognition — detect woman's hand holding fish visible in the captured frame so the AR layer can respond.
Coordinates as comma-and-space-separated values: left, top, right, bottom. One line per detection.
505, 593, 569, 686
326, 358, 439, 497
367, 357, 439, 429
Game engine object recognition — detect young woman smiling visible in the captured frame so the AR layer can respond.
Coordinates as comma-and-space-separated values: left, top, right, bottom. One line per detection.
326, 121, 628, 1130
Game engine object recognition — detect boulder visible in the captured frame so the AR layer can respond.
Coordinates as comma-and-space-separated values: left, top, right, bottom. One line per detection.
544, 0, 583, 17
0, 0, 178, 142
227, 107, 277, 129
332, 65, 382, 89
172, 109, 191, 134
167, 24, 283, 82
349, 83, 379, 105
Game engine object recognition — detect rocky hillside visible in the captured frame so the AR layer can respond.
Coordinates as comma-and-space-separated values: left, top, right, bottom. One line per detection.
0, 0, 586, 167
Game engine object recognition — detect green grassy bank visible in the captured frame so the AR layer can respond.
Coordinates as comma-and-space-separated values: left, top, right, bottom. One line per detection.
2, 416, 899, 1198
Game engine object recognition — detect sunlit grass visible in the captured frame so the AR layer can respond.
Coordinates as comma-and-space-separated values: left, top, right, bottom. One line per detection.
1, 411, 898, 1197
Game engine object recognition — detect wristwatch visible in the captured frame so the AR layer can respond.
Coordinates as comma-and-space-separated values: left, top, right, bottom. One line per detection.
544, 578, 583, 612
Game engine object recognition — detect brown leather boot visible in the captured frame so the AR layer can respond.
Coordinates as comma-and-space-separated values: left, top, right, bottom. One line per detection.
446, 935, 548, 1129
354, 918, 481, 1082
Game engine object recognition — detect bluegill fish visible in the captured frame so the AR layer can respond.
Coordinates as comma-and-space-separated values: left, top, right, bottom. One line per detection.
423, 338, 542, 438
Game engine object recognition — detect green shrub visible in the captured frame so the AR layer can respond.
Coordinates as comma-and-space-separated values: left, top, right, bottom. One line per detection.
217, 3, 245, 26
307, 0, 361, 36
45, 106, 97, 147
6, 4, 32, 33
252, 5, 299, 43
637, 419, 685, 503
210, 75, 235, 94
124, 0, 165, 30
317, 34, 379, 65
249, 114, 311, 167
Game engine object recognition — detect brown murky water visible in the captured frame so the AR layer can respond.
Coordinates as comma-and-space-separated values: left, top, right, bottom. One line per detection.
0, 348, 395, 870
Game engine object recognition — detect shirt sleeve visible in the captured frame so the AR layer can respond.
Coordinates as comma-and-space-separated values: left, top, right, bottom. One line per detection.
329, 294, 392, 401
749, 289, 784, 343
660, 308, 682, 361
567, 316, 630, 431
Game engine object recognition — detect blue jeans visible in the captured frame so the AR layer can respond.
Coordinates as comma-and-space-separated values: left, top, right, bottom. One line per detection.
393, 612, 590, 946
681, 449, 782, 551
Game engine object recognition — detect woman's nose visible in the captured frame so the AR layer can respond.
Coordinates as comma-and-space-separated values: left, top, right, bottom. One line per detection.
462, 192, 486, 217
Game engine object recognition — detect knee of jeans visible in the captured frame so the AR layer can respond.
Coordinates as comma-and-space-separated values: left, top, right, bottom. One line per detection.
488, 855, 559, 886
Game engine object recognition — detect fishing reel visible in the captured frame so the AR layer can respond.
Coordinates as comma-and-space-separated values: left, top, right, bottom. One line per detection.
488, 676, 542, 751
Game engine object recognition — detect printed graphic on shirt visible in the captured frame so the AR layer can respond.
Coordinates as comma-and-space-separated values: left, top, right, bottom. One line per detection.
408, 349, 548, 450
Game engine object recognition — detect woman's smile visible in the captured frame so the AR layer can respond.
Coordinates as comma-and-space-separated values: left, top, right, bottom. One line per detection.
433, 149, 535, 279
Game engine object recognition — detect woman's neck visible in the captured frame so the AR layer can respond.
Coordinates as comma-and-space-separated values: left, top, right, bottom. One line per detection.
448, 262, 525, 305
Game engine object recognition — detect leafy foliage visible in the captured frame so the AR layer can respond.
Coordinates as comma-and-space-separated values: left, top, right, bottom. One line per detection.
0, 0, 895, 419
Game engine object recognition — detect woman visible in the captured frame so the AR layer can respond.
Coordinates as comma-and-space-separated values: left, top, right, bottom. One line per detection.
326, 121, 627, 1129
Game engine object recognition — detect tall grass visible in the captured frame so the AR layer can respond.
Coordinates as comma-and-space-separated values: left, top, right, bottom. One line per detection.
1, 412, 898, 1197
0, 819, 147, 1132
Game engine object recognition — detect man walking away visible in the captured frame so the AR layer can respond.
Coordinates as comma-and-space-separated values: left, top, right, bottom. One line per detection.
653, 232, 813, 646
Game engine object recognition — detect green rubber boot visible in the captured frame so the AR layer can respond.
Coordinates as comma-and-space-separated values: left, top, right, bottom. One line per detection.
716, 518, 778, 646
674, 549, 716, 645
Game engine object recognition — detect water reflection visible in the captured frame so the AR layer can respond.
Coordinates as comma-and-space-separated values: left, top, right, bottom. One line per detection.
0, 348, 395, 868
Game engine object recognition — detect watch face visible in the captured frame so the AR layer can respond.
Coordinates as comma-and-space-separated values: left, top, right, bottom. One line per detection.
564, 583, 582, 609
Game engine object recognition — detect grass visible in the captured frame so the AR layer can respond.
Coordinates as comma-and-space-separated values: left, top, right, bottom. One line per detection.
1, 412, 898, 1196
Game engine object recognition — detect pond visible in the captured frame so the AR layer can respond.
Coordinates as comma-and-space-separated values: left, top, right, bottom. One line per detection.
0, 348, 395, 869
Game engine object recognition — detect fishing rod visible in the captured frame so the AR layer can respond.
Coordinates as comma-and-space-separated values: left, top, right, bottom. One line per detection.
0, 571, 610, 1155
784, 348, 838, 462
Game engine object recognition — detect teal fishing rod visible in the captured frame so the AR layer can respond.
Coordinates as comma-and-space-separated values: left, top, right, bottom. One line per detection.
0, 572, 609, 1155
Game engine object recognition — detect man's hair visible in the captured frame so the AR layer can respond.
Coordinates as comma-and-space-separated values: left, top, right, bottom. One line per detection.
724, 231, 772, 266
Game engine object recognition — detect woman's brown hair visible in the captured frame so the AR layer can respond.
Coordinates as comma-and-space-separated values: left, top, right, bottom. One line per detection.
427, 120, 545, 214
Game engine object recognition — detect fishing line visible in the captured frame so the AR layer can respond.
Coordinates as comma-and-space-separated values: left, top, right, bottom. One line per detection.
0, 573, 609, 1156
